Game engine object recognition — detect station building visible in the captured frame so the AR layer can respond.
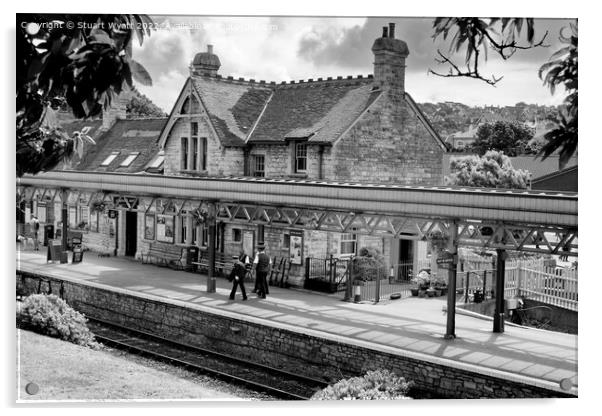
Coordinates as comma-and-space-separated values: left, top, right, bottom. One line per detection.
26, 23, 448, 287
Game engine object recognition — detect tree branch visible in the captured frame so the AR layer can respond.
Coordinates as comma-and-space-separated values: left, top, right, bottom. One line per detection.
429, 50, 503, 86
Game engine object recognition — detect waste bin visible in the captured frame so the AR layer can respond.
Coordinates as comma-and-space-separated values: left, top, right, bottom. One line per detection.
72, 245, 84, 264
43, 224, 54, 246
185, 246, 199, 272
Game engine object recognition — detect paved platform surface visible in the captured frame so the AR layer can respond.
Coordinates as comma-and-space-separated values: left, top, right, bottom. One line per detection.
16, 249, 578, 395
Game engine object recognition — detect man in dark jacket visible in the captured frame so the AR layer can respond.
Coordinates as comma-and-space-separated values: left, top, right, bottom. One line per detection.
229, 251, 250, 301
253, 243, 271, 299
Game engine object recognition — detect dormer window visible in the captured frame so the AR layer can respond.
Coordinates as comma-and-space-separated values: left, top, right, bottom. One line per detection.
101, 152, 119, 166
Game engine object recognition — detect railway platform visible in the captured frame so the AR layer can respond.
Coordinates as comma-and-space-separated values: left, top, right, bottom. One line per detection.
16, 249, 578, 397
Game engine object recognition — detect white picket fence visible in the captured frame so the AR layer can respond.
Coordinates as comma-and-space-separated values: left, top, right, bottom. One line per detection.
514, 267, 578, 311
458, 254, 578, 311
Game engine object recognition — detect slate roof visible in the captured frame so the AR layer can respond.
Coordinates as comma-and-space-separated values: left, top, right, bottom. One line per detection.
183, 74, 447, 150
191, 77, 272, 147
189, 75, 383, 145
74, 118, 167, 173
247, 79, 381, 144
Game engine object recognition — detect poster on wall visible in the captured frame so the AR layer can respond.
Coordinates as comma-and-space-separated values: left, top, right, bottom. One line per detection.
144, 214, 155, 240
157, 215, 174, 243
289, 229, 303, 265
242, 230, 254, 257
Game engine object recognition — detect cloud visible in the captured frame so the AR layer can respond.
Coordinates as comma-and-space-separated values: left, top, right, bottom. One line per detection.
129, 15, 576, 112
296, 17, 576, 75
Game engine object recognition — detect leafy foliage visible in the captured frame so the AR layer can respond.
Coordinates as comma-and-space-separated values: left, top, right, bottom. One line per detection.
538, 23, 578, 168
126, 89, 167, 118
351, 247, 387, 282
17, 294, 99, 348
445, 150, 530, 189
471, 121, 535, 156
311, 369, 412, 400
16, 14, 154, 176
430, 18, 546, 85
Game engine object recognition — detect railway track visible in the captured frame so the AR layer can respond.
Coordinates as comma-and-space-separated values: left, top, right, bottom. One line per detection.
86, 317, 329, 400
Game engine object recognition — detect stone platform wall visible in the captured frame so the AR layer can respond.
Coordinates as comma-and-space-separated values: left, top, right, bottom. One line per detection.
16, 271, 576, 399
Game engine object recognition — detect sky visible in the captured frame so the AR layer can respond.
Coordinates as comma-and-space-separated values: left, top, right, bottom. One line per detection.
132, 15, 576, 113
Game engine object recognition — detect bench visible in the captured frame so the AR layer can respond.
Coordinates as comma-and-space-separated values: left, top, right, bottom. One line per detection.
195, 250, 237, 276
142, 243, 184, 270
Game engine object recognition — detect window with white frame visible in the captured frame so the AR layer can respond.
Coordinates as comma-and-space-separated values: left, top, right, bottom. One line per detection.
90, 210, 99, 232
101, 152, 119, 166
78, 206, 89, 229
253, 154, 265, 177
340, 233, 357, 256
37, 204, 46, 223
194, 224, 208, 247
68, 206, 77, 228
295, 142, 307, 172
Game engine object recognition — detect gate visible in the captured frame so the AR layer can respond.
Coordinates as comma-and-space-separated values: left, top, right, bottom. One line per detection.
304, 255, 350, 293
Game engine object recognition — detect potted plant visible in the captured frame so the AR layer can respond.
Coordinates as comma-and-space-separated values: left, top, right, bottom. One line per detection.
432, 274, 447, 296
426, 286, 436, 297
411, 270, 430, 298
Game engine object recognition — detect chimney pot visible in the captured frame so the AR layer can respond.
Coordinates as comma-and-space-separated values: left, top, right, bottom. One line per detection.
389, 23, 395, 38
207, 44, 214, 54
382, 26, 388, 38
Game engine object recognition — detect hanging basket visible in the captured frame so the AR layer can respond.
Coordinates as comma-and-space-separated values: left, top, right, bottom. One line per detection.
90, 201, 107, 214
428, 230, 449, 250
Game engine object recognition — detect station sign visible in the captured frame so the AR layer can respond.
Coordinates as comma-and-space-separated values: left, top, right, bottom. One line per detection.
437, 251, 457, 269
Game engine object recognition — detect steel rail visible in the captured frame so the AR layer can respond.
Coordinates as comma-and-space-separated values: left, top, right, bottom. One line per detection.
86, 317, 328, 400
18, 171, 577, 228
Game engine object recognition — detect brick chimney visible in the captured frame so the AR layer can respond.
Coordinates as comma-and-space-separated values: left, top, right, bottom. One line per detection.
191, 44, 221, 76
371, 22, 409, 94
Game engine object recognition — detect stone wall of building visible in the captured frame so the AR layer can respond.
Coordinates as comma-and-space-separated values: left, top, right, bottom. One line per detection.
81, 212, 116, 254
16, 271, 576, 399
326, 96, 444, 185
163, 116, 244, 178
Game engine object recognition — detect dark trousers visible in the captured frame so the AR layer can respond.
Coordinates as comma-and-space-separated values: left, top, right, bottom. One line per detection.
256, 271, 268, 297
229, 278, 247, 300
253, 272, 269, 294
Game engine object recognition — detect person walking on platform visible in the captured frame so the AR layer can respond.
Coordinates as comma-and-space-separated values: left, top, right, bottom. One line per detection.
30, 215, 40, 251
253, 243, 271, 299
229, 251, 250, 301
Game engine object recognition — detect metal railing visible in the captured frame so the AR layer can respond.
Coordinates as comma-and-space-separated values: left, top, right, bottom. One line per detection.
304, 255, 350, 293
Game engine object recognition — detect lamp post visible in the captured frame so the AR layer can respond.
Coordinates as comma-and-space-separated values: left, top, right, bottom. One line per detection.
444, 221, 458, 340
205, 202, 217, 293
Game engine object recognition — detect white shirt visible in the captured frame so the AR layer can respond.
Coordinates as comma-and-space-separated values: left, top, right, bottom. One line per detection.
253, 251, 272, 265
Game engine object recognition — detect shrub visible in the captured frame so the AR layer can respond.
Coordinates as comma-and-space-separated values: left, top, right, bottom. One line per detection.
311, 369, 413, 400
351, 247, 387, 282
17, 294, 99, 348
